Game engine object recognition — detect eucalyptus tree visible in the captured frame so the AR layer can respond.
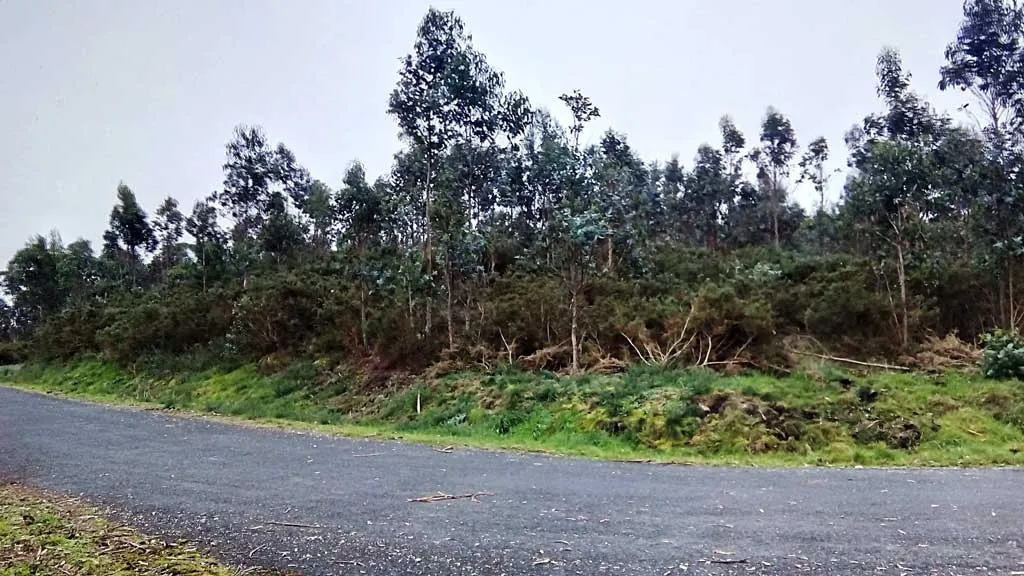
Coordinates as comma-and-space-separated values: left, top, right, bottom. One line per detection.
304, 180, 336, 258
844, 48, 946, 348
185, 196, 227, 293
799, 136, 831, 210
752, 108, 799, 248
3, 236, 63, 329
551, 90, 606, 373
594, 130, 654, 274
0, 298, 14, 342
336, 162, 389, 349
685, 144, 730, 250
152, 197, 186, 282
104, 183, 157, 289
388, 8, 505, 335
941, 0, 1024, 330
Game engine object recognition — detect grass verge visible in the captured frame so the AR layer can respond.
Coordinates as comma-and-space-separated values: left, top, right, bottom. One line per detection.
0, 483, 281, 576
6, 360, 1024, 467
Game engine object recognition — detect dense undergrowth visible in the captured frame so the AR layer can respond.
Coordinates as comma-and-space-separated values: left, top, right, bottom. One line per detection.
9, 359, 1024, 467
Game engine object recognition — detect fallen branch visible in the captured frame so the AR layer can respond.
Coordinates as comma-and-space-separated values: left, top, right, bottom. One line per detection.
248, 544, 267, 558
433, 446, 454, 454
264, 520, 320, 529
708, 557, 748, 565
352, 452, 385, 458
408, 491, 494, 503
789, 350, 911, 371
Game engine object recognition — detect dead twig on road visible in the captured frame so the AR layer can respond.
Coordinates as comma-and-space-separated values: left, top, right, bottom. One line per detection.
352, 452, 385, 458
248, 543, 267, 558
264, 520, 320, 529
708, 557, 748, 565
433, 446, 454, 454
407, 491, 494, 503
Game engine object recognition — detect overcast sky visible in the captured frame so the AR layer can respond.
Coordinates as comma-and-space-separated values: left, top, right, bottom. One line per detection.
0, 0, 970, 266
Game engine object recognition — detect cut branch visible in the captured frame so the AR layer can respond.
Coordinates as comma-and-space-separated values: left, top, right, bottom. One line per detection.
789, 349, 910, 371
264, 520, 320, 529
408, 491, 494, 503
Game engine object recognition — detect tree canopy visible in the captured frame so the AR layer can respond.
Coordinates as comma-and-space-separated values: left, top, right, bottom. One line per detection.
3, 3, 1022, 371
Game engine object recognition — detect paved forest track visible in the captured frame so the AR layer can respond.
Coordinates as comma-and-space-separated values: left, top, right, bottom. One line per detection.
1, 386, 1022, 575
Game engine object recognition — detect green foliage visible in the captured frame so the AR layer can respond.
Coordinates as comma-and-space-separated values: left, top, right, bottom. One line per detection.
5, 5, 1024, 374
981, 330, 1024, 379
14, 361, 1024, 467
0, 340, 27, 365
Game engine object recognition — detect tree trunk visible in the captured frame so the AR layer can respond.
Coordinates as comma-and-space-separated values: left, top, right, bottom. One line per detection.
570, 285, 579, 374
569, 256, 581, 374
201, 244, 207, 294
406, 274, 416, 332
541, 300, 550, 346
896, 239, 909, 350
772, 182, 780, 249
606, 236, 614, 275
445, 259, 454, 350
424, 155, 433, 335
359, 280, 368, 350
1010, 258, 1017, 333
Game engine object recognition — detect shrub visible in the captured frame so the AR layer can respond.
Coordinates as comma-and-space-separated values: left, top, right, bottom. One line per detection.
0, 340, 28, 365
980, 330, 1024, 380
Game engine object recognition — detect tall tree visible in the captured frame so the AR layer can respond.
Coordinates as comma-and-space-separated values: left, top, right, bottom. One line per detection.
336, 162, 389, 349
844, 48, 945, 349
554, 90, 605, 373
388, 7, 504, 335
799, 136, 831, 210
220, 126, 310, 283
0, 297, 14, 342
185, 197, 227, 293
685, 145, 731, 250
304, 180, 336, 257
941, 0, 1024, 330
105, 183, 157, 289
152, 197, 186, 281
753, 108, 799, 248
940, 0, 1024, 152
594, 130, 654, 274
57, 240, 99, 303
3, 236, 63, 330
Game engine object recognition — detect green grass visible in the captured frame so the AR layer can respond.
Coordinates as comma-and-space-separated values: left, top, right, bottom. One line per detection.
6, 360, 1024, 467
0, 483, 284, 575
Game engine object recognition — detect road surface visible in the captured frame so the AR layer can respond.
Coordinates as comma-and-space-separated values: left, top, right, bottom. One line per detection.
1, 386, 1022, 575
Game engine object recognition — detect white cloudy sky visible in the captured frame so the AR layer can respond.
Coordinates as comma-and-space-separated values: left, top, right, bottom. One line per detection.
0, 0, 971, 266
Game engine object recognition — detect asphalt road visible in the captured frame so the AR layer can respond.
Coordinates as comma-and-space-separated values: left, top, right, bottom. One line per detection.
1, 387, 1022, 575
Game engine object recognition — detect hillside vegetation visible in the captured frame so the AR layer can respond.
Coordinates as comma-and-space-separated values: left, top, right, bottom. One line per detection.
5, 2, 1024, 467
2, 3, 1024, 373
11, 360, 1024, 467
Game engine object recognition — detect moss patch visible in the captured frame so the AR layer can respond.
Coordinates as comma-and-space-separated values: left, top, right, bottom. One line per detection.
0, 483, 284, 576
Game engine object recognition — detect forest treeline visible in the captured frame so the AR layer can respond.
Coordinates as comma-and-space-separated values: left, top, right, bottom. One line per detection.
2, 2, 1024, 373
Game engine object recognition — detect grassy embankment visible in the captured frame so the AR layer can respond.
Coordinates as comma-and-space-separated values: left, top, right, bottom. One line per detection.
5, 359, 1024, 467
0, 483, 282, 576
